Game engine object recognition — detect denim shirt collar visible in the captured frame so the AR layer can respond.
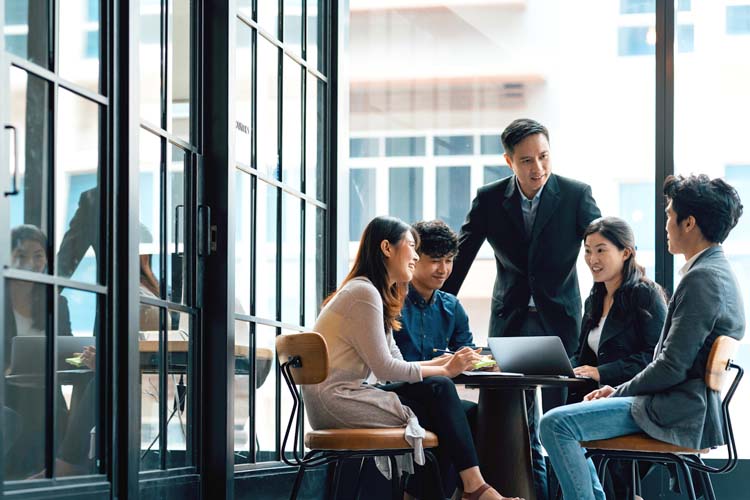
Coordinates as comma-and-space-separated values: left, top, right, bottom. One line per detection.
407, 284, 436, 307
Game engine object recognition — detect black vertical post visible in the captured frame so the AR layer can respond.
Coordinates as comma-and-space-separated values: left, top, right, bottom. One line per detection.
655, 0, 675, 291
201, 0, 235, 497
326, 0, 338, 297
112, 0, 141, 497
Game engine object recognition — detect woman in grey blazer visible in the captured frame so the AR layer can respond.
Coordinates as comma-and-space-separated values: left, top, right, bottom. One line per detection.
539, 174, 745, 500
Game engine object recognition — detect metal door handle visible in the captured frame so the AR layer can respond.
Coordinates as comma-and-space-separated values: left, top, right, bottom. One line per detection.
4, 124, 19, 196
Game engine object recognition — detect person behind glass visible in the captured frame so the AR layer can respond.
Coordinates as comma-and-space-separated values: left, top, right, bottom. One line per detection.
3, 224, 72, 478
442, 118, 601, 500
302, 216, 523, 500
540, 174, 745, 500
570, 217, 667, 398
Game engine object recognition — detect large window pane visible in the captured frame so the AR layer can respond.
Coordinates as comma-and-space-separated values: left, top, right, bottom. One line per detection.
304, 205, 325, 328
235, 171, 252, 315
349, 168, 376, 240
8, 67, 51, 251
254, 324, 277, 461
139, 0, 161, 125
138, 131, 162, 299
236, 21, 253, 167
56, 90, 102, 285
56, 288, 101, 476
233, 319, 251, 464
256, 181, 278, 319
3, 280, 49, 479
348, 0, 655, 346
3, 0, 51, 68
674, 0, 750, 457
139, 304, 162, 470
281, 194, 302, 325
284, 0, 303, 53
436, 166, 470, 233
258, 0, 279, 38
168, 0, 191, 142
282, 57, 303, 188
307, 77, 325, 201
166, 146, 186, 304
257, 38, 279, 178
389, 167, 423, 225
307, 0, 323, 72
59, 0, 100, 93
166, 310, 193, 468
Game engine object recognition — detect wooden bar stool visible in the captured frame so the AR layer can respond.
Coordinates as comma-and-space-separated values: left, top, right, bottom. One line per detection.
578, 336, 743, 500
276, 332, 442, 500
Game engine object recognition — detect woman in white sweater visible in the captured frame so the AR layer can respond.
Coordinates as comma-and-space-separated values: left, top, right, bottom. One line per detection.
302, 216, 522, 500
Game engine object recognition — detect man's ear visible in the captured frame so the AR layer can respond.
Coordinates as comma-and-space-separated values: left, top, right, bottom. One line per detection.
380, 239, 391, 258
504, 153, 513, 169
683, 215, 697, 233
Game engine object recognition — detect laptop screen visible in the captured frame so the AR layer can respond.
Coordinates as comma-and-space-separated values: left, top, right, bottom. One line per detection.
488, 336, 574, 376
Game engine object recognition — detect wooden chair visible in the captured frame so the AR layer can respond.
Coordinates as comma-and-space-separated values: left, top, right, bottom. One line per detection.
578, 336, 744, 500
276, 332, 442, 500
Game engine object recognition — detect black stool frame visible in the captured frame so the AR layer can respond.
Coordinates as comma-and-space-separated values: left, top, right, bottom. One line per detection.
583, 361, 744, 500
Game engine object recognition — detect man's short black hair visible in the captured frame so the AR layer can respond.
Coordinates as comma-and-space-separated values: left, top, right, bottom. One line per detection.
663, 174, 743, 243
412, 220, 459, 258
500, 118, 549, 156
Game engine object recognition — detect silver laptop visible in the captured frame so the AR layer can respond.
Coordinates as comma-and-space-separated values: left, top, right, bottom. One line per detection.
8, 336, 97, 375
487, 336, 575, 377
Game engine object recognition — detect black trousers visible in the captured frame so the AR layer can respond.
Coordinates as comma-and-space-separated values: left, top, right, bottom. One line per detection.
381, 376, 479, 499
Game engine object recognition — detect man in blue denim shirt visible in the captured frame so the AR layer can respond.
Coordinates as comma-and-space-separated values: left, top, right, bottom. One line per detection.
395, 220, 475, 361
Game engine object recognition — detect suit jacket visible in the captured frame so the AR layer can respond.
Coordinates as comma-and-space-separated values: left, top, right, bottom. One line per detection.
613, 246, 745, 450
58, 187, 99, 279
571, 283, 666, 387
443, 173, 601, 354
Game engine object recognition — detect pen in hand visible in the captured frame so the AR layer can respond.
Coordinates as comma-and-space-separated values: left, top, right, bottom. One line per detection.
432, 348, 454, 355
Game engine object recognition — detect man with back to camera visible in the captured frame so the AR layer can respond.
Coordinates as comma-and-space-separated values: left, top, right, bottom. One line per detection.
442, 118, 602, 500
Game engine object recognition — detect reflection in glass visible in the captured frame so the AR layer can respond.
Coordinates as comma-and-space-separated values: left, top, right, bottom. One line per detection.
281, 194, 301, 325
3, 0, 50, 68
258, 0, 278, 38
304, 205, 324, 328
56, 89, 101, 284
234, 319, 251, 464
308, 78, 325, 200
235, 171, 252, 315
59, 0, 101, 92
256, 181, 278, 320
166, 146, 186, 304
257, 38, 279, 178
254, 324, 277, 461
168, 0, 191, 142
3, 279, 49, 479
166, 311, 192, 468
56, 289, 100, 477
282, 57, 303, 188
349, 168, 376, 240
139, 0, 162, 125
8, 67, 50, 241
139, 131, 163, 299
236, 21, 253, 167
139, 304, 162, 470
284, 0, 302, 53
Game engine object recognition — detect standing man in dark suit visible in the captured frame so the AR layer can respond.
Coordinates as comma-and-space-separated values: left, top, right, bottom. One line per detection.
443, 118, 601, 500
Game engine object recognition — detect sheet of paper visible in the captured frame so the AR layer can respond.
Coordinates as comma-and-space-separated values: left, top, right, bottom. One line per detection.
460, 371, 523, 376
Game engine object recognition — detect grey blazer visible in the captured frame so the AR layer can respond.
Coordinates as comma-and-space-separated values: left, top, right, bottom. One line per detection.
613, 246, 745, 450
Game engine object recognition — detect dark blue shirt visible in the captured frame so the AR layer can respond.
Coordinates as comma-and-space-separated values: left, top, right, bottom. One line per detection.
394, 285, 474, 361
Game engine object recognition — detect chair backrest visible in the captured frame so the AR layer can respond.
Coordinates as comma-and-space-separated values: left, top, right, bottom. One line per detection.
275, 332, 329, 385
705, 336, 740, 391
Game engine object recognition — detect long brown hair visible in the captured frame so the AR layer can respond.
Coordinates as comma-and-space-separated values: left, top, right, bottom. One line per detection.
323, 216, 418, 332
582, 217, 666, 332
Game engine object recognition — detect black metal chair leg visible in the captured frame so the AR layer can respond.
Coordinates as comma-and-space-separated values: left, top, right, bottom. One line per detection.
697, 471, 716, 500
597, 457, 610, 486
424, 451, 446, 500
352, 457, 367, 500
289, 464, 307, 500
328, 459, 344, 500
389, 456, 401, 500
676, 459, 698, 500
631, 460, 638, 500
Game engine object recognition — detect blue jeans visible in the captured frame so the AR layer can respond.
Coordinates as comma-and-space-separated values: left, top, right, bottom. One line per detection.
539, 397, 641, 500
